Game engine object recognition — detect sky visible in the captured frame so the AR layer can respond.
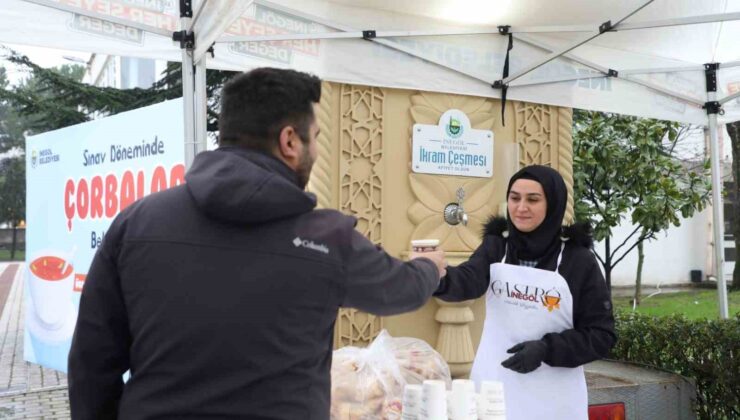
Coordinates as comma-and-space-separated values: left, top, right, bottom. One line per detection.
1, 43, 91, 86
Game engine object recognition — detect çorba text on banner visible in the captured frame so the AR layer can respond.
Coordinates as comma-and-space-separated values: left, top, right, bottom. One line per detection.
24, 98, 185, 372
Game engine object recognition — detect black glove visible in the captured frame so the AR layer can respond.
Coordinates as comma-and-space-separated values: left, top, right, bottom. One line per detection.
501, 340, 548, 373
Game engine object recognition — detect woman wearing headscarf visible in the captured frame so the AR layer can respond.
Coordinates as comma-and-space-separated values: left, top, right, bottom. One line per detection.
434, 165, 616, 420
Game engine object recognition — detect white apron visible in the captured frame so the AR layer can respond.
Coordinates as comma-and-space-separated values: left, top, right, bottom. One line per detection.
470, 244, 588, 420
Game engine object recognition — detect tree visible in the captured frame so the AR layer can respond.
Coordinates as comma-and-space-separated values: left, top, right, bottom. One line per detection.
0, 67, 27, 259
0, 157, 25, 259
0, 47, 235, 135
0, 68, 24, 152
573, 110, 711, 291
728, 121, 740, 291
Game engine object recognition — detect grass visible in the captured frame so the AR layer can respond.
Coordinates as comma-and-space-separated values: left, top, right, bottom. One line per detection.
0, 250, 25, 262
613, 289, 740, 320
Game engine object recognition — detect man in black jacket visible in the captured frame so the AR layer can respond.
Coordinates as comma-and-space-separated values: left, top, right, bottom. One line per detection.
68, 68, 446, 419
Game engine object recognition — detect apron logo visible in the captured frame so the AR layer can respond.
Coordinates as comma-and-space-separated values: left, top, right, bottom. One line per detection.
490, 280, 505, 296
542, 288, 562, 312
491, 280, 562, 312
491, 280, 545, 303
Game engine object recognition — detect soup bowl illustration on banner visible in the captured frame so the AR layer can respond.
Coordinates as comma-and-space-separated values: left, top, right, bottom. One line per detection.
27, 251, 76, 333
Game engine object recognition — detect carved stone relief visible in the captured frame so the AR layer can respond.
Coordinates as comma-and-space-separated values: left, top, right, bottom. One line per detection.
407, 92, 497, 253
334, 84, 385, 348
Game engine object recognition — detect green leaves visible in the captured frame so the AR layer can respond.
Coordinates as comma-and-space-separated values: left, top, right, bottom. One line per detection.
613, 312, 740, 420
0, 157, 25, 227
573, 109, 711, 275
0, 47, 236, 134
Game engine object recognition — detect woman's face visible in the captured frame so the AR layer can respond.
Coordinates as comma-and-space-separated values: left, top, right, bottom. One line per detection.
508, 179, 547, 233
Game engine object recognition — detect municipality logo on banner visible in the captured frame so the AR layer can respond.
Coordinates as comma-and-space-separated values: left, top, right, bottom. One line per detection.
412, 109, 493, 178
30, 148, 61, 169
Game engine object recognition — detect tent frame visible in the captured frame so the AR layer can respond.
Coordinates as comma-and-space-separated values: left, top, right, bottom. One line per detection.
20, 0, 739, 318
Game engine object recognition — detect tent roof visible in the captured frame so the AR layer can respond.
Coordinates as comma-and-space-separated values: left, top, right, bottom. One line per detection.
1, 0, 739, 125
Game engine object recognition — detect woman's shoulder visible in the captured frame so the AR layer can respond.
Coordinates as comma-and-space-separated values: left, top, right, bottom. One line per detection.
562, 222, 600, 268
482, 216, 508, 238
562, 222, 594, 250
479, 216, 507, 258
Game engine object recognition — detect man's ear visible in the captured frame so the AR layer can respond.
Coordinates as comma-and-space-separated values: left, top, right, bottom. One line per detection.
276, 125, 301, 169
278, 125, 301, 160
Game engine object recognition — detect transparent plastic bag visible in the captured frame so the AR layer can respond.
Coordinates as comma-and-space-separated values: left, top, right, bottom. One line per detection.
330, 330, 451, 420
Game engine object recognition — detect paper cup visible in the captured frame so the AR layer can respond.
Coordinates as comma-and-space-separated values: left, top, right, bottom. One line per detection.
450, 379, 477, 419
27, 251, 74, 329
478, 381, 506, 420
420, 380, 447, 420
402, 384, 423, 420
411, 239, 440, 252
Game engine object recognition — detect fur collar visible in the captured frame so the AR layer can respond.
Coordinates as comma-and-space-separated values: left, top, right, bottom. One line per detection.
482, 216, 594, 249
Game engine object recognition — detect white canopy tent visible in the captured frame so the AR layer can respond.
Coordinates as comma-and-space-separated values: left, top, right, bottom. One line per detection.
1, 0, 738, 317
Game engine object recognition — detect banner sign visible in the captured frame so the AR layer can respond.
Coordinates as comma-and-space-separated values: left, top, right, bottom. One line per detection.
412, 109, 493, 178
24, 99, 184, 372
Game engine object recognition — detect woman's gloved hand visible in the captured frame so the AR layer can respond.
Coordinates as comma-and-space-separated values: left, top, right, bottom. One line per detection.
501, 340, 548, 373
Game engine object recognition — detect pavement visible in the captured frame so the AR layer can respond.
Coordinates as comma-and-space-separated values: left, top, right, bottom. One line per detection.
0, 263, 69, 419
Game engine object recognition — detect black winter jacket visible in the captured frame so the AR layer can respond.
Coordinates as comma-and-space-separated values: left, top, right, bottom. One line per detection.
68, 147, 439, 420
435, 217, 616, 368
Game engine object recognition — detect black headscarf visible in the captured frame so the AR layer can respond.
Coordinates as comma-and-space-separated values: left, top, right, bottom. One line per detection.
505, 165, 567, 263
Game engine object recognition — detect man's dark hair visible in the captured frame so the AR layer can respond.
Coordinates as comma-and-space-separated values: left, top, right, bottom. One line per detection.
218, 67, 321, 151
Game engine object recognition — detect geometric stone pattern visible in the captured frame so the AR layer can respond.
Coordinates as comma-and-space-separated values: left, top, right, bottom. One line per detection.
334, 84, 386, 348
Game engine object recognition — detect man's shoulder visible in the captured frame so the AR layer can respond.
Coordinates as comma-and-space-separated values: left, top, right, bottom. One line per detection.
105, 185, 191, 236
301, 209, 356, 230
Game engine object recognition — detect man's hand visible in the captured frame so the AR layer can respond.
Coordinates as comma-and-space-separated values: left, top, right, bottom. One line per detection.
410, 249, 447, 278
501, 340, 548, 373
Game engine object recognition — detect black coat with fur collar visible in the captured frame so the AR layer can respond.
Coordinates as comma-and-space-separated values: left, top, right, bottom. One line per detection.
435, 217, 616, 368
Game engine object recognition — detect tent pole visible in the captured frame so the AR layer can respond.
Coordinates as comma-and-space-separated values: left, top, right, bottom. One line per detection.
179, 2, 197, 170
708, 109, 729, 319
619, 65, 706, 75
720, 90, 740, 105
617, 11, 740, 31
186, 0, 209, 34
705, 63, 730, 319
182, 48, 196, 169
509, 73, 608, 87
194, 55, 208, 155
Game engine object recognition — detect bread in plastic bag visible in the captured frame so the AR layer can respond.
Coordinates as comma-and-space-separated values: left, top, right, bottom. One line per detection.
330, 330, 451, 420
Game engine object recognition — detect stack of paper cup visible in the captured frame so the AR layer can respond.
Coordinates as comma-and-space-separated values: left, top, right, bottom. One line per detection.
449, 379, 477, 420
420, 380, 447, 420
402, 384, 423, 420
478, 381, 506, 420
411, 239, 440, 252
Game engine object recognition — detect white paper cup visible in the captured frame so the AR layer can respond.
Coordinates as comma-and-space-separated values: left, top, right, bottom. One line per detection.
478, 381, 506, 420
411, 239, 440, 252
450, 379, 477, 419
27, 251, 74, 329
420, 380, 447, 420
402, 384, 423, 420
